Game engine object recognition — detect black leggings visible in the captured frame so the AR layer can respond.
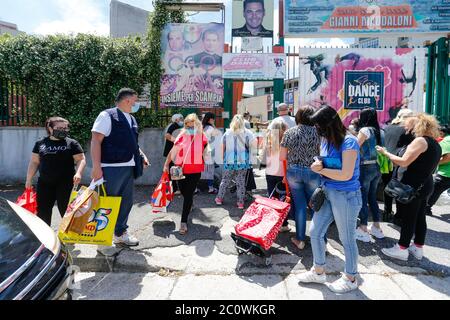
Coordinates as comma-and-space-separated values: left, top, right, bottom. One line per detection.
397, 178, 433, 247
37, 178, 73, 226
178, 173, 201, 223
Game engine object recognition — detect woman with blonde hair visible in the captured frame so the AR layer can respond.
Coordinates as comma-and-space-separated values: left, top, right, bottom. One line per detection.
164, 113, 208, 235
264, 120, 288, 200
215, 114, 257, 209
377, 113, 442, 261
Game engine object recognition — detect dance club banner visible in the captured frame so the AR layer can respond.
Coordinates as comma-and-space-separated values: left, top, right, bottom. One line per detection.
298, 47, 426, 126
160, 23, 224, 108
222, 53, 286, 80
285, 0, 450, 37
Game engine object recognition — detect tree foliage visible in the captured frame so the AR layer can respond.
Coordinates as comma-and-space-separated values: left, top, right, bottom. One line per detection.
0, 1, 186, 144
0, 34, 148, 144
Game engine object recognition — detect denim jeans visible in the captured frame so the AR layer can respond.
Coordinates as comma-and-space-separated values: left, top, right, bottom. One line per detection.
103, 166, 134, 237
310, 187, 362, 277
287, 166, 320, 241
359, 163, 381, 226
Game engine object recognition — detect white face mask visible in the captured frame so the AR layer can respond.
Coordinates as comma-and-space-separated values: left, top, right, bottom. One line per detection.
131, 103, 141, 113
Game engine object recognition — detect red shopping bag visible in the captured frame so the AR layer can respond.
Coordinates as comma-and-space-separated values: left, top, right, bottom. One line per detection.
151, 173, 174, 213
15, 188, 38, 215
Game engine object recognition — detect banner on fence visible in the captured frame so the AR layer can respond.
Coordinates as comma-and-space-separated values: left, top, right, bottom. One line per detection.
223, 53, 286, 80
232, 0, 274, 38
285, 0, 450, 37
298, 47, 426, 126
160, 23, 224, 108
241, 37, 263, 51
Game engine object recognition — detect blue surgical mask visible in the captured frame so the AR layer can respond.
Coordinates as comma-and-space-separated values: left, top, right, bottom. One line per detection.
178, 121, 184, 127
131, 103, 141, 113
186, 128, 196, 135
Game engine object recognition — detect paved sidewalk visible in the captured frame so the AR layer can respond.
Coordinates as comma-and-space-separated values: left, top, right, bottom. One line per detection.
1, 169, 449, 300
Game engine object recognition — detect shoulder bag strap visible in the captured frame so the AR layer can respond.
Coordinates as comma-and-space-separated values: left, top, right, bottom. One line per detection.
180, 135, 195, 169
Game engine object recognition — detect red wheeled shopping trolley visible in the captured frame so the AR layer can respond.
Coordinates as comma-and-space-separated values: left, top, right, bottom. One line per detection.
231, 162, 291, 266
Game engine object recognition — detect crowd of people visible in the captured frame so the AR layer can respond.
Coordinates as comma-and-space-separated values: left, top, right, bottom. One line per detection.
26, 88, 450, 294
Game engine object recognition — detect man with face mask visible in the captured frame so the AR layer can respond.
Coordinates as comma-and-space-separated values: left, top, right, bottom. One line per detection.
91, 88, 149, 247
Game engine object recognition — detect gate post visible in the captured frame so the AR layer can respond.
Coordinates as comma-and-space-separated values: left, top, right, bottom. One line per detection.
223, 79, 233, 128
273, 45, 285, 119
425, 42, 436, 115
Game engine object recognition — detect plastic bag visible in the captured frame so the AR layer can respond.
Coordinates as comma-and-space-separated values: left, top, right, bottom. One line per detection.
151, 172, 174, 213
15, 188, 38, 215
58, 181, 121, 246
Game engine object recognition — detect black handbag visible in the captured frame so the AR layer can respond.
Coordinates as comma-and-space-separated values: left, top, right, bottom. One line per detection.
309, 186, 326, 212
384, 179, 422, 204
384, 166, 423, 204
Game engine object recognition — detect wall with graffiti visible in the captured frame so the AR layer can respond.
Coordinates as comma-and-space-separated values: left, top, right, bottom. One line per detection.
298, 47, 426, 126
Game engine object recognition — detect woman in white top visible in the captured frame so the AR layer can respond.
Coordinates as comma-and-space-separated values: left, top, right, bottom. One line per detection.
263, 120, 288, 199
201, 112, 220, 194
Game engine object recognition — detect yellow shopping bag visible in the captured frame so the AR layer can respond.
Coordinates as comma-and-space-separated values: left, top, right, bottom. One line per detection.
58, 184, 122, 246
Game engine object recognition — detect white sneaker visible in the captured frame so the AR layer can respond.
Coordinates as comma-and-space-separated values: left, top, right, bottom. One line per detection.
382, 244, 409, 261
114, 231, 139, 247
369, 225, 385, 239
298, 269, 327, 284
355, 228, 373, 243
408, 244, 423, 260
327, 274, 359, 294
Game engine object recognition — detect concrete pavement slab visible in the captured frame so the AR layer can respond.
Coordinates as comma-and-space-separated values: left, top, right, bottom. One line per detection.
73, 272, 175, 300
285, 273, 410, 300
390, 275, 450, 300
169, 274, 288, 300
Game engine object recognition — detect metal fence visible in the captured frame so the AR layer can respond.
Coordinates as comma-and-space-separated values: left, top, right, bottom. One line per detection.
0, 78, 33, 127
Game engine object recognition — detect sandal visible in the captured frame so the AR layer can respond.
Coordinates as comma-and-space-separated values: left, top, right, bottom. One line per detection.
291, 237, 306, 250
179, 223, 188, 235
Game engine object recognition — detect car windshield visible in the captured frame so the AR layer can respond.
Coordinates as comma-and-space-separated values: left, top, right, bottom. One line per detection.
0, 198, 42, 284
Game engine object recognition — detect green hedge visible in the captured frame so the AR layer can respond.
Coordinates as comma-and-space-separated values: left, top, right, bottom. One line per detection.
0, 34, 151, 144
0, 0, 186, 145
0, 33, 182, 145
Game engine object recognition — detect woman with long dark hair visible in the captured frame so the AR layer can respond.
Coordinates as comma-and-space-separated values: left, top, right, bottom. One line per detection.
355, 108, 385, 242
298, 106, 362, 294
280, 106, 321, 250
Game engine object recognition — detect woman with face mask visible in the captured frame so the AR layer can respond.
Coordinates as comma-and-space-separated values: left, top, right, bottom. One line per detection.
25, 117, 86, 226
163, 114, 208, 235
215, 114, 257, 209
298, 106, 362, 294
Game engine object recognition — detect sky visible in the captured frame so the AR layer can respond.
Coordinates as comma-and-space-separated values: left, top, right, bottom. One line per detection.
0, 0, 353, 94
0, 0, 353, 44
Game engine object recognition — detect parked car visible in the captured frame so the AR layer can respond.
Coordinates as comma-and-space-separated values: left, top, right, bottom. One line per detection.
0, 197, 74, 300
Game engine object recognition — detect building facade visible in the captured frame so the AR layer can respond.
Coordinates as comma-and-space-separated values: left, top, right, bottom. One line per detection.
110, 0, 149, 38
0, 21, 21, 36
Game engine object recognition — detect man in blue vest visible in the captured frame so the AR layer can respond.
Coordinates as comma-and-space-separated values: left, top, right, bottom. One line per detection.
91, 88, 149, 247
